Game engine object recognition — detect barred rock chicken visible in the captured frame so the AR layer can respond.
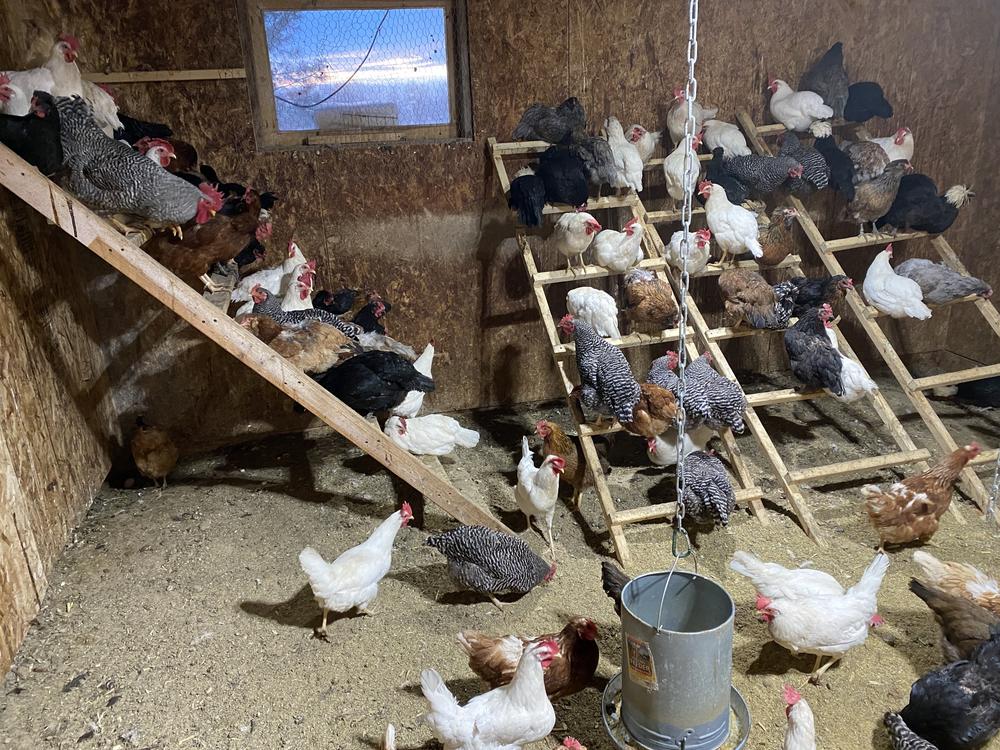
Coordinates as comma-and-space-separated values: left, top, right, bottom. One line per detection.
785, 306, 845, 397
512, 97, 585, 143
876, 175, 974, 235
768, 78, 834, 132
564, 128, 618, 189
384, 415, 479, 456
778, 132, 829, 194
56, 96, 221, 231
268, 320, 358, 374
782, 685, 816, 750
508, 166, 546, 226
812, 126, 856, 201
843, 140, 890, 184
393, 342, 435, 418
663, 131, 703, 205
233, 240, 310, 315
312, 350, 433, 415
700, 148, 751, 206
602, 116, 643, 193
869, 127, 914, 163
515, 437, 565, 558
457, 616, 599, 699
757, 207, 799, 267
823, 316, 877, 402
799, 41, 849, 119
665, 227, 712, 275
534, 420, 610, 506
863, 443, 981, 548
846, 160, 912, 236
130, 417, 178, 489
627, 124, 661, 164
701, 119, 750, 158
883, 712, 938, 750
546, 211, 601, 271
425, 525, 556, 609
421, 639, 558, 750
894, 259, 991, 304
681, 450, 736, 526
559, 315, 641, 425
699, 181, 762, 264
863, 245, 932, 319
591, 217, 644, 273
646, 424, 713, 467
251, 286, 363, 341
0, 90, 63, 175
623, 268, 678, 332
898, 631, 1000, 750
913, 551, 1000, 617
566, 287, 620, 338
722, 153, 803, 196
537, 146, 589, 207
846, 82, 893, 123
909, 578, 1000, 661
719, 268, 796, 329
666, 87, 718, 146
299, 502, 412, 634
647, 351, 747, 434
622, 383, 678, 439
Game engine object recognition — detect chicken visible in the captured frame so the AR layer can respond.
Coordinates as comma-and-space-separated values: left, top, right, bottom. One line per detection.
250, 286, 363, 341
299, 503, 412, 634
380, 724, 396, 750
545, 212, 601, 271
863, 443, 982, 548
933, 377, 1000, 408
627, 124, 661, 164
909, 578, 1000, 662
114, 111, 172, 145
846, 160, 912, 237
894, 259, 991, 305
698, 181, 762, 264
312, 350, 433, 416
722, 153, 803, 196
534, 420, 609, 506
778, 132, 829, 194
537, 147, 589, 207
269, 320, 358, 373
785, 305, 845, 397
514, 437, 564, 558
863, 245, 932, 319
559, 315, 641, 425
729, 551, 846, 601
680, 450, 736, 526
237, 312, 285, 344
393, 342, 435, 418
768, 78, 834, 132
425, 525, 556, 609
0, 90, 63, 175
666, 86, 718, 146
314, 287, 359, 315
601, 561, 629, 617
0, 74, 39, 117
647, 350, 747, 434
700, 148, 751, 206
812, 127, 856, 201
823, 320, 878, 402
701, 119, 750, 158
566, 287, 621, 338
757, 207, 799, 266
352, 293, 389, 334
782, 274, 853, 316
384, 415, 479, 456
799, 41, 849, 119
898, 631, 1000, 750
508, 166, 546, 227
623, 268, 678, 332
564, 128, 618, 189
646, 425, 713, 467
512, 97, 585, 143
912, 551, 1000, 617
602, 116, 643, 193
591, 218, 644, 273
718, 268, 796, 329
845, 81, 893, 123
663, 131, 703, 205
869, 127, 914, 163
233, 240, 310, 315
755, 552, 890, 683
420, 639, 558, 750
134, 137, 175, 168
457, 616, 598, 700
782, 685, 816, 750
279, 268, 315, 313
883, 712, 938, 750
55, 96, 221, 231
622, 383, 678, 439
843, 140, 890, 184
130, 417, 179, 488
664, 228, 712, 275
563, 739, 586, 750
876, 175, 974, 235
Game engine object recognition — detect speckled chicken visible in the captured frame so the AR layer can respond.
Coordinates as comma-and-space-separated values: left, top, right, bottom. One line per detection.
719, 268, 796, 329
843, 140, 890, 184
846, 160, 912, 236
909, 578, 1000, 662
559, 315, 641, 424
722, 153, 803, 196
425, 525, 556, 609
512, 97, 586, 143
623, 268, 678, 332
799, 42, 849, 119
251, 286, 364, 340
883, 712, 938, 750
894, 259, 991, 304
681, 450, 736, 526
782, 274, 854, 316
785, 306, 845, 397
757, 207, 799, 267
876, 175, 974, 235
913, 551, 1000, 617
778, 132, 829, 194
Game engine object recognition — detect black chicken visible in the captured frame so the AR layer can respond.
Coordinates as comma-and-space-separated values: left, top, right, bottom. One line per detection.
314, 288, 359, 315
313, 350, 433, 415
512, 97, 586, 143
537, 146, 589, 208
799, 42, 850, 119
114, 112, 173, 145
934, 376, 1000, 408
876, 174, 974, 235
352, 294, 389, 334
697, 147, 750, 206
784, 306, 844, 397
813, 135, 856, 201
782, 274, 853, 316
722, 153, 803, 196
563, 128, 617, 189
0, 91, 63, 175
601, 561, 630, 617
898, 630, 1000, 750
845, 82, 893, 123
507, 168, 546, 226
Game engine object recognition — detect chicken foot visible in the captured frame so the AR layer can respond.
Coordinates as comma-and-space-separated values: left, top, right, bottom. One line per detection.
804, 655, 841, 686
487, 593, 505, 611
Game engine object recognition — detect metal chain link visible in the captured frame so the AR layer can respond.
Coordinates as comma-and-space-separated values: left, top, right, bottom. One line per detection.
988, 448, 999, 520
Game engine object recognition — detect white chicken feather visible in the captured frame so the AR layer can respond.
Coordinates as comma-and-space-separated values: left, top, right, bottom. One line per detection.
515, 436, 564, 558
592, 218, 645, 273
730, 551, 845, 601
867, 127, 914, 163
233, 241, 311, 315
665, 228, 712, 275
701, 119, 751, 158
545, 212, 601, 271
279, 263, 315, 311
768, 79, 834, 132
666, 86, 718, 146
663, 132, 703, 203
782, 686, 816, 750
384, 414, 479, 456
627, 124, 661, 164
566, 287, 620, 338
602, 116, 643, 192
699, 182, 762, 262
646, 424, 714, 467
862, 246, 932, 320
393, 342, 435, 417
824, 326, 878, 402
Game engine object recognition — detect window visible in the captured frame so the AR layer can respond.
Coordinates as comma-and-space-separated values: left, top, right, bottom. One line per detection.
239, 0, 472, 149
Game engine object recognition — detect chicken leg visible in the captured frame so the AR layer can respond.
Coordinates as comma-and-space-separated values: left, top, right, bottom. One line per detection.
807, 655, 841, 685
544, 518, 556, 561
487, 593, 505, 611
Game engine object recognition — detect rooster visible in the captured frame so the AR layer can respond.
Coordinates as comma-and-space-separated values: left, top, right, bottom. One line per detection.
912, 551, 1000, 617
768, 78, 834, 132
514, 437, 564, 558
862, 245, 932, 319
799, 41, 849, 119
868, 127, 914, 162
666, 86, 718, 146
623, 268, 678, 332
846, 160, 912, 237
701, 119, 750, 158
627, 124, 661, 164
698, 181, 762, 264
534, 420, 610, 507
559, 315, 641, 425
457, 616, 599, 699
393, 342, 435, 418
601, 116, 643, 193
383, 415, 479, 456
909, 578, 999, 662
663, 131, 703, 206
782, 685, 816, 750
299, 503, 412, 635
566, 287, 621, 338
876, 175, 974, 236
591, 218, 644, 273
664, 228, 712, 275
546, 212, 601, 271
512, 97, 585, 143
785, 305, 845, 397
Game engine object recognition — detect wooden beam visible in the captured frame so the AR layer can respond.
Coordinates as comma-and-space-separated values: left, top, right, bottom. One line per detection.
532, 256, 667, 286
645, 206, 706, 223
745, 388, 825, 407
83, 69, 247, 83
825, 230, 926, 253
911, 363, 1000, 391
554, 329, 688, 357
788, 449, 931, 484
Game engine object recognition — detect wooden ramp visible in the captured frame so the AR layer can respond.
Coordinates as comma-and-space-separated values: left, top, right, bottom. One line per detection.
0, 144, 510, 534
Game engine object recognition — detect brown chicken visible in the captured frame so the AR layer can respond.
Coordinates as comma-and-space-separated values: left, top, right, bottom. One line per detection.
912, 551, 1000, 617
623, 382, 678, 439
718, 268, 794, 329
269, 320, 360, 373
845, 159, 912, 236
457, 616, 599, 699
909, 578, 1000, 661
623, 268, 678, 333
862, 443, 981, 547
843, 140, 890, 183
534, 420, 609, 506
757, 207, 798, 267
130, 417, 179, 488
237, 313, 285, 344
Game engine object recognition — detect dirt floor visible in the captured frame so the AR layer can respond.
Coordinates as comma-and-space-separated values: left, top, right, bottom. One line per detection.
2, 373, 999, 750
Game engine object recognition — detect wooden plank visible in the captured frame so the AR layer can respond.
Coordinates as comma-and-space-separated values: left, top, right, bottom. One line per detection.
554, 329, 686, 357
707, 322, 796, 341
970, 449, 999, 467
543, 194, 638, 215
645, 207, 705, 223
694, 255, 802, 278
83, 69, 247, 83
869, 293, 984, 318
825, 230, 927, 253
533, 256, 667, 286
487, 137, 512, 194
911, 363, 1000, 391
789, 449, 931, 484
645, 153, 713, 169
0, 145, 509, 534
613, 502, 678, 525
746, 388, 825, 407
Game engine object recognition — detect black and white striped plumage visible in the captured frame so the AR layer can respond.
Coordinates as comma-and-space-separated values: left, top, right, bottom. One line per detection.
570, 318, 641, 424
779, 132, 830, 194
426, 525, 554, 596
884, 713, 938, 750
784, 309, 844, 397
681, 451, 736, 526
685, 354, 748, 433
722, 154, 801, 195
647, 355, 712, 428
252, 288, 363, 340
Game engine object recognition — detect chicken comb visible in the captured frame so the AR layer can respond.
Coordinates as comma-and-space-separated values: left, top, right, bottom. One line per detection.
563, 739, 585, 750
400, 501, 413, 517
197, 182, 224, 209
783, 685, 802, 706
884, 243, 894, 256
58, 33, 80, 51
754, 592, 772, 611
96, 82, 115, 99
0, 73, 10, 86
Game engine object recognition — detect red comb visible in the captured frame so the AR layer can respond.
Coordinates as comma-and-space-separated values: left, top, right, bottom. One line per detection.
0, 73, 10, 86
783, 684, 802, 705
58, 33, 80, 51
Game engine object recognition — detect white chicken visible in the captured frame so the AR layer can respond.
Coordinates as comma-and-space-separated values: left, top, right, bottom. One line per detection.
627, 124, 661, 164
782, 686, 816, 750
698, 181, 762, 264
0, 74, 36, 116
768, 79, 834, 132
384, 415, 479, 456
665, 227, 713, 275
1, 51, 56, 117
420, 639, 558, 750
862, 245, 932, 320
515, 436, 565, 558
824, 322, 878, 402
545, 212, 601, 271
279, 264, 315, 311
602, 116, 643, 193
592, 218, 645, 273
666, 86, 718, 146
393, 342, 435, 418
730, 551, 846, 601
233, 240, 311, 315
753, 552, 890, 683
646, 424, 714, 467
566, 287, 621, 339
701, 119, 751, 158
663, 131, 704, 206
298, 502, 412, 634
868, 127, 914, 163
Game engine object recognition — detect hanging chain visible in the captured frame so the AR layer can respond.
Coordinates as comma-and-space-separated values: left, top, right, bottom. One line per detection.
988, 448, 1000, 520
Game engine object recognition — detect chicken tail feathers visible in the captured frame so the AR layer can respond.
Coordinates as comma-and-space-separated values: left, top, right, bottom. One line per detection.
521, 435, 531, 461
298, 547, 328, 580
455, 427, 480, 449
601, 561, 630, 616
420, 668, 460, 714
745, 236, 763, 259
850, 552, 890, 598
411, 373, 435, 393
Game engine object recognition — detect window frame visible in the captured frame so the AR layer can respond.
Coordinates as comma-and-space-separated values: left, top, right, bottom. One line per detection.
237, 0, 473, 150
